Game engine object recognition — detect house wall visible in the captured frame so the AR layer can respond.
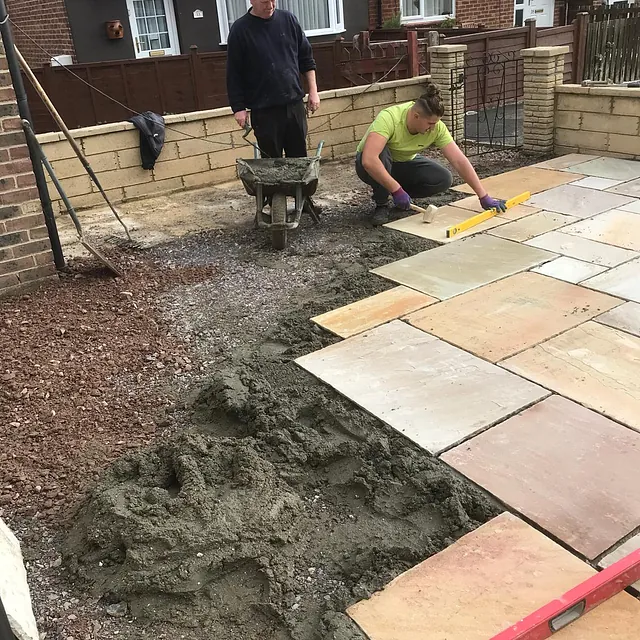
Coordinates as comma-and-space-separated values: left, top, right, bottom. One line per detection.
554, 85, 640, 159
35, 76, 432, 212
175, 0, 223, 52
65, 0, 135, 64
5, 0, 75, 67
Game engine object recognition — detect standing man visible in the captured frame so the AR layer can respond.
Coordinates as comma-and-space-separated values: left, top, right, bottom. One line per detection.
226, 0, 320, 159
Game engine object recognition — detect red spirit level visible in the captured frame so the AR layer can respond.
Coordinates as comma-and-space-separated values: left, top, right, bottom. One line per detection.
491, 547, 640, 639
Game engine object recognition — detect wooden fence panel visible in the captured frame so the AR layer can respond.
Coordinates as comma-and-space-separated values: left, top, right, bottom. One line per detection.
537, 24, 576, 83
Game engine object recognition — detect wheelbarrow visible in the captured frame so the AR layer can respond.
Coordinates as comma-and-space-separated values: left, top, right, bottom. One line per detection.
236, 141, 324, 250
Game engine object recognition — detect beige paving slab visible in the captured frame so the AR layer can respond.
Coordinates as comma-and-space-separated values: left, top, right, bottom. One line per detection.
595, 302, 640, 338
442, 395, 640, 560
372, 234, 556, 300
571, 176, 625, 190
347, 512, 640, 640
532, 256, 609, 283
296, 321, 549, 455
608, 176, 640, 198
488, 211, 578, 242
528, 184, 635, 219
619, 199, 640, 214
582, 257, 640, 303
502, 321, 640, 432
526, 231, 637, 266
384, 206, 507, 243
566, 156, 640, 181
559, 209, 640, 251
453, 166, 581, 199
406, 272, 620, 362
599, 535, 640, 591
311, 286, 437, 339
535, 153, 600, 170
449, 196, 541, 220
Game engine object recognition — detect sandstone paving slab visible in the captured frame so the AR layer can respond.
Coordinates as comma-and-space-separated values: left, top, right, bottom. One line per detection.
526, 231, 637, 267
566, 156, 640, 181
502, 321, 640, 432
449, 196, 541, 220
372, 235, 556, 300
296, 321, 549, 455
406, 272, 620, 362
488, 211, 578, 242
595, 302, 640, 338
347, 512, 640, 640
535, 153, 600, 170
384, 206, 507, 243
599, 535, 640, 591
582, 257, 640, 303
528, 184, 634, 219
571, 176, 625, 190
532, 256, 609, 284
608, 176, 640, 198
442, 395, 640, 560
453, 166, 580, 199
311, 286, 437, 338
619, 199, 640, 214
559, 209, 640, 251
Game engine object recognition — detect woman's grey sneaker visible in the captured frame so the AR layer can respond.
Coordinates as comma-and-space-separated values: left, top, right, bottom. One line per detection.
372, 205, 390, 227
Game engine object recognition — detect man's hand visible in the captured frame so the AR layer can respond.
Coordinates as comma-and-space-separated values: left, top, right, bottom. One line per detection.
308, 91, 321, 114
480, 194, 507, 213
392, 187, 412, 211
234, 110, 248, 129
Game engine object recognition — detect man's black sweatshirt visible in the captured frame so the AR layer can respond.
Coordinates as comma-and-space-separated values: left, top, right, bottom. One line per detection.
226, 9, 317, 114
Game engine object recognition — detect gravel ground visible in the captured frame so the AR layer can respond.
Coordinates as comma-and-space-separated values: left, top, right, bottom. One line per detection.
0, 149, 550, 640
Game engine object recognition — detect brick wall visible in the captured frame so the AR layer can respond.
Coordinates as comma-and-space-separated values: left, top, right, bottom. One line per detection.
456, 0, 514, 28
555, 86, 640, 159
36, 76, 432, 212
5, 0, 75, 67
0, 42, 56, 296
368, 0, 401, 29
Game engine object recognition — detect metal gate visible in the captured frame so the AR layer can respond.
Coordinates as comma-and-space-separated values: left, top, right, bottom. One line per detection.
450, 52, 524, 156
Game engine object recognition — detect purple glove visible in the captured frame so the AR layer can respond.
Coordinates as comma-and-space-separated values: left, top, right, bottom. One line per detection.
480, 194, 507, 213
392, 187, 412, 211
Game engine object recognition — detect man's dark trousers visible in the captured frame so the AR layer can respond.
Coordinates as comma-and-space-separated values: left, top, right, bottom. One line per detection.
355, 147, 452, 204
251, 101, 308, 159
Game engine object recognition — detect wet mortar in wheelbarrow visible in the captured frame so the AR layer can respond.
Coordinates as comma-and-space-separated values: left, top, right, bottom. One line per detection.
236, 143, 324, 250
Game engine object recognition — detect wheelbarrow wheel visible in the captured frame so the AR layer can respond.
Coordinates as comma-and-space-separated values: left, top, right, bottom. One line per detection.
270, 193, 288, 250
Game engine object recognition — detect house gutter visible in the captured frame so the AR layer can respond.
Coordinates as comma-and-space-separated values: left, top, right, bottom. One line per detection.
0, 0, 64, 270
377, 0, 383, 27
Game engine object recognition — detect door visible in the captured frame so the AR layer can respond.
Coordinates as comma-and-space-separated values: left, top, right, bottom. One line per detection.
126, 0, 181, 58
516, 0, 554, 27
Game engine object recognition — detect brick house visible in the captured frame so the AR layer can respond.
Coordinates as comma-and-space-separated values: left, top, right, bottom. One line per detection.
7, 0, 583, 68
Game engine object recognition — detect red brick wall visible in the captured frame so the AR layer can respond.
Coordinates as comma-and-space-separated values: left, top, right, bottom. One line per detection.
369, 0, 403, 29
5, 0, 75, 68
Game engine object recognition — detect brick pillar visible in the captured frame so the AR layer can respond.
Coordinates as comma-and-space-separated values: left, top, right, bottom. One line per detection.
427, 44, 467, 142
0, 41, 56, 296
521, 45, 570, 153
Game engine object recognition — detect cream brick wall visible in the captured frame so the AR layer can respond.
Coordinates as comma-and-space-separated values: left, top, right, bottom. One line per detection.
37, 76, 431, 212
554, 85, 640, 160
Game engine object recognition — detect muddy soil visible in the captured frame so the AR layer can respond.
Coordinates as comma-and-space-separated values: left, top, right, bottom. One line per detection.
3, 149, 548, 640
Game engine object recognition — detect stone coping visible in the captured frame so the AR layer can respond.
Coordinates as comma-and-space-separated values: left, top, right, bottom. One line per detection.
557, 84, 640, 98
36, 75, 432, 144
521, 46, 570, 57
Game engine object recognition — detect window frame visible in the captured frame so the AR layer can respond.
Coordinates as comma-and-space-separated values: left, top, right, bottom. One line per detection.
400, 0, 456, 25
217, 0, 346, 44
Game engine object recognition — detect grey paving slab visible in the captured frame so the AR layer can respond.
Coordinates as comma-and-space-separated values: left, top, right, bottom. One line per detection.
532, 256, 609, 283
571, 176, 625, 190
295, 321, 549, 455
488, 211, 578, 242
442, 395, 640, 560
371, 235, 556, 300
608, 177, 640, 198
526, 231, 637, 267
598, 535, 640, 591
565, 157, 640, 181
559, 209, 640, 251
582, 258, 640, 303
619, 199, 640, 214
535, 154, 600, 170
595, 302, 640, 338
528, 184, 634, 218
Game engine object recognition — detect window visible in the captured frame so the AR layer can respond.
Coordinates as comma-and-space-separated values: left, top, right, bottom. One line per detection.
126, 0, 181, 58
217, 0, 345, 44
401, 0, 455, 23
